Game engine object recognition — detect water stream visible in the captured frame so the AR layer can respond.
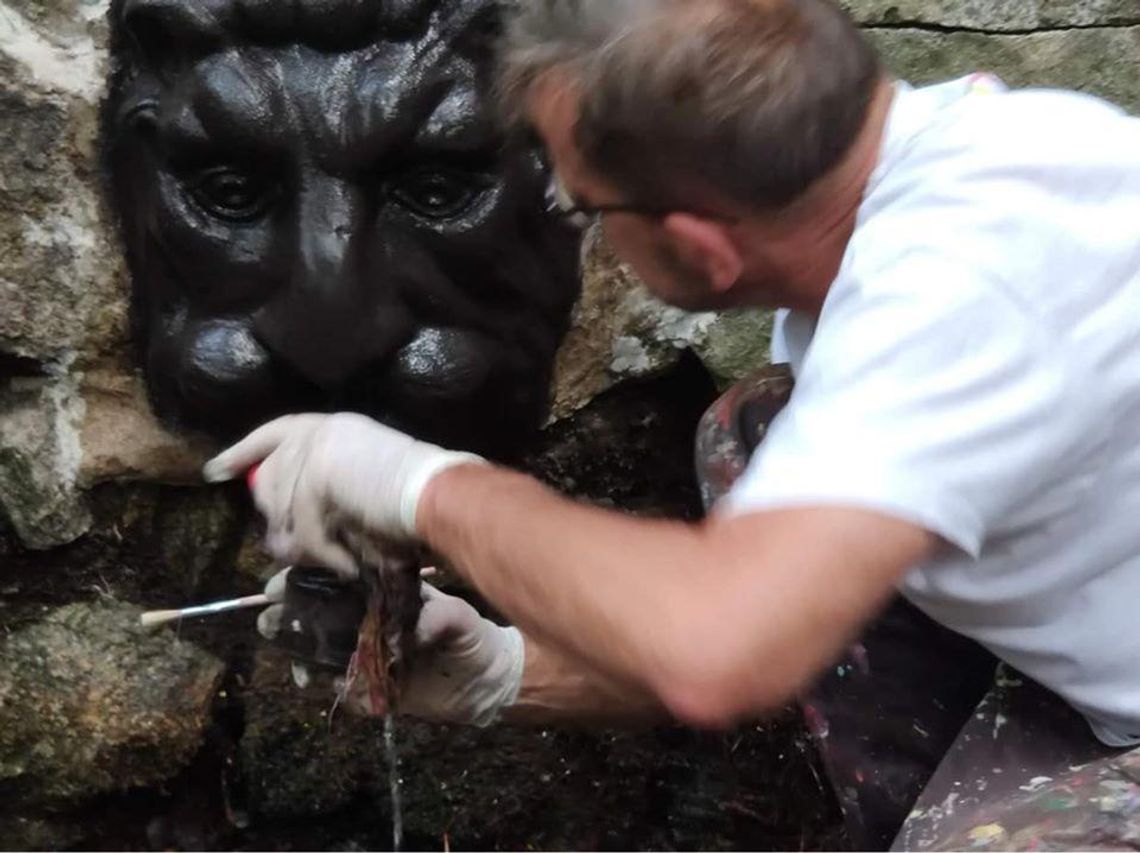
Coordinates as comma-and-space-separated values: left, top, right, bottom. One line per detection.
383, 714, 404, 852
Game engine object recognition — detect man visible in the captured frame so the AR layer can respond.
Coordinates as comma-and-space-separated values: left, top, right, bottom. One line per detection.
205, 0, 1140, 847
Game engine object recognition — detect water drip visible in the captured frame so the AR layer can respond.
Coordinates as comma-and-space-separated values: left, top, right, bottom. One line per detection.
384, 714, 404, 852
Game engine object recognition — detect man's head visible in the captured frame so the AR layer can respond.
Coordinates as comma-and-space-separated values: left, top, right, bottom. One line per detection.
103, 0, 582, 457
500, 0, 885, 313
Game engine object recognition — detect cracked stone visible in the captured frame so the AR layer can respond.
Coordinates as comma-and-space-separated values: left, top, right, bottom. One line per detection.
550, 235, 775, 419
0, 375, 90, 548
871, 26, 1140, 114
0, 600, 224, 808
843, 0, 1140, 31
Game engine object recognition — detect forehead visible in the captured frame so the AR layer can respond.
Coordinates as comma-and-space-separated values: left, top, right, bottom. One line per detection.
527, 79, 582, 159
527, 78, 599, 189
158, 40, 493, 167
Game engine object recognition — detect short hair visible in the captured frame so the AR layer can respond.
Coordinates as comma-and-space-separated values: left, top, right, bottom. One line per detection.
499, 0, 883, 210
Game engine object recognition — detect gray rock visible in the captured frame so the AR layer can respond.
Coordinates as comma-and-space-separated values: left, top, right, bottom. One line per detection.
844, 0, 1140, 31
5, 0, 106, 38
0, 0, 122, 364
550, 235, 774, 420
0, 374, 90, 548
78, 366, 213, 488
694, 310, 776, 392
871, 26, 1140, 114
0, 0, 135, 548
0, 600, 224, 807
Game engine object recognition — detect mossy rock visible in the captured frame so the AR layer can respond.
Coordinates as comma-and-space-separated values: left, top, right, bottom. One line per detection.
844, 0, 1139, 30
0, 600, 224, 807
871, 26, 1140, 114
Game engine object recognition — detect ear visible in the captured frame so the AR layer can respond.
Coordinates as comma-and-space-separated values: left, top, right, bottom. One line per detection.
662, 214, 743, 292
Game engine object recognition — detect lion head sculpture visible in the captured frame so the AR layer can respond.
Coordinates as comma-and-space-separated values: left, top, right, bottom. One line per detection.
102, 0, 581, 457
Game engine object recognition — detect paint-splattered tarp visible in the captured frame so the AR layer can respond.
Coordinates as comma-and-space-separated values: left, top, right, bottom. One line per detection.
695, 369, 1136, 851
894, 668, 1136, 851
696, 368, 997, 848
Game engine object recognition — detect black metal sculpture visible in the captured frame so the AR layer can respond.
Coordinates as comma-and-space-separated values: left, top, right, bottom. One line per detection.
101, 0, 581, 457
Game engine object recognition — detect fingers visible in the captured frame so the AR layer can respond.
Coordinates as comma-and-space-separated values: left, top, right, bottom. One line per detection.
286, 535, 359, 579
257, 603, 284, 640
332, 675, 385, 718
256, 567, 329, 698
290, 661, 312, 689
225, 418, 359, 578
250, 436, 307, 538
202, 415, 312, 483
414, 582, 478, 648
263, 568, 291, 602
284, 471, 360, 577
265, 522, 359, 578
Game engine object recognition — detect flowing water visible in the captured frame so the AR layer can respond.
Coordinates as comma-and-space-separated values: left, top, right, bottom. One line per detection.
384, 714, 404, 852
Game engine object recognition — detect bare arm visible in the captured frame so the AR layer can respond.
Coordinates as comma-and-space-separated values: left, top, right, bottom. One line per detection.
505, 631, 669, 726
420, 464, 936, 727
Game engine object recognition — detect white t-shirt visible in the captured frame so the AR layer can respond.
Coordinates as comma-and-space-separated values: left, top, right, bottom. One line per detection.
723, 76, 1140, 746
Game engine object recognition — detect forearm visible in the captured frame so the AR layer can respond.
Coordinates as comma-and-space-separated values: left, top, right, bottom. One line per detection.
420, 464, 933, 727
503, 632, 669, 727
205, 410, 932, 727
421, 464, 723, 714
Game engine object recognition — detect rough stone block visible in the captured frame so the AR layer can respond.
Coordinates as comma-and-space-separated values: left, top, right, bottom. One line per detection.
0, 0, 123, 363
0, 374, 89, 547
870, 26, 1140, 114
0, 601, 224, 807
550, 235, 775, 419
844, 0, 1140, 31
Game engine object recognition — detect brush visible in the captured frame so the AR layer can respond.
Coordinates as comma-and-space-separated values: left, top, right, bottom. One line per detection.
139, 593, 272, 628
141, 463, 273, 629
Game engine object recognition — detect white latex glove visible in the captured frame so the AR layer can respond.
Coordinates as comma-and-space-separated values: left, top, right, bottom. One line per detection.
258, 569, 524, 727
202, 413, 483, 576
256, 568, 317, 690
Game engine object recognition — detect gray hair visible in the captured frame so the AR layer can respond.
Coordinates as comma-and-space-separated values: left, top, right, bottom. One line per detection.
499, 0, 883, 210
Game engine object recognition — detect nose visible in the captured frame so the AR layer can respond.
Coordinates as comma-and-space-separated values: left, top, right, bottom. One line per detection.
253, 177, 413, 388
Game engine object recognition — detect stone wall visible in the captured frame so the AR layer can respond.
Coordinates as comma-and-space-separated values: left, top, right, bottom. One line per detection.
0, 1, 1137, 849
1, 0, 1137, 550
849, 0, 1140, 112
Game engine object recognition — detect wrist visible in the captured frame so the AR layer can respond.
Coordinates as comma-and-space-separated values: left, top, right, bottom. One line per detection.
413, 457, 486, 542
402, 449, 486, 537
467, 625, 525, 727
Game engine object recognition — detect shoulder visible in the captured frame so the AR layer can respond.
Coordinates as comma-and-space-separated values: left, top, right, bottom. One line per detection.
865, 85, 1140, 222
845, 87, 1137, 309
888, 83, 1136, 175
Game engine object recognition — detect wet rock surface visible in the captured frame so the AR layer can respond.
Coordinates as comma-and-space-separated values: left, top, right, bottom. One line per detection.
0, 601, 224, 808
238, 711, 842, 852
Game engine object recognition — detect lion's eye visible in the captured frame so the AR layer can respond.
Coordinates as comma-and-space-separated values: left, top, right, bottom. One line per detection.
388, 167, 484, 220
187, 167, 277, 223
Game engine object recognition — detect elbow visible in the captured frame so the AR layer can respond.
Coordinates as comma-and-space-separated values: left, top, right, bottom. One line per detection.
650, 647, 807, 730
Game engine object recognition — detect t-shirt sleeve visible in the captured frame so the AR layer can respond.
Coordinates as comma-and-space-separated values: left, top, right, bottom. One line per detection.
720, 259, 1082, 558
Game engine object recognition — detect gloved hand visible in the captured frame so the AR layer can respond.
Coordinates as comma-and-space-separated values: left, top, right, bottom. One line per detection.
202, 413, 483, 576
258, 569, 525, 727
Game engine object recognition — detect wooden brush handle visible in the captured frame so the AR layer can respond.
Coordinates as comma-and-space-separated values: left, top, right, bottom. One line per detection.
139, 593, 271, 628
139, 609, 184, 628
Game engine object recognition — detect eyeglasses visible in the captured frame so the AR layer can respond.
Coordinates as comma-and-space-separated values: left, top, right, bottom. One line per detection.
545, 172, 677, 230
545, 172, 739, 230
